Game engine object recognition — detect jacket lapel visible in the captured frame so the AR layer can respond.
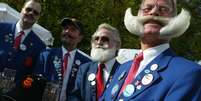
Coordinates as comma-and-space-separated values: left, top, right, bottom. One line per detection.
109, 61, 132, 99
86, 62, 99, 101
122, 49, 176, 99
49, 48, 62, 81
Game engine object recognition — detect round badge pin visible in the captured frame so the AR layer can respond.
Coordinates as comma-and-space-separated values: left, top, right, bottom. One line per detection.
111, 84, 119, 95
123, 84, 135, 97
141, 74, 154, 85
88, 73, 96, 82
20, 44, 27, 51
144, 69, 150, 74
30, 43, 33, 46
91, 81, 96, 86
119, 99, 124, 101
136, 85, 142, 90
75, 60, 81, 65
150, 64, 158, 71
58, 73, 62, 77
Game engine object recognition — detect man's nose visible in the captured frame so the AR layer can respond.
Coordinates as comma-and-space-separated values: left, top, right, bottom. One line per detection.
96, 38, 104, 45
64, 28, 70, 33
149, 6, 160, 16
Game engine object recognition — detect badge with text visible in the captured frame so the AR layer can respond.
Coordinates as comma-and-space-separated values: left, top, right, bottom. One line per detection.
111, 84, 119, 95
88, 73, 96, 82
150, 64, 158, 71
141, 74, 154, 85
123, 84, 135, 97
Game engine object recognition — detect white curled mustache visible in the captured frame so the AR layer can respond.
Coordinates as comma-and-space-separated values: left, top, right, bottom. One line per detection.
124, 8, 191, 39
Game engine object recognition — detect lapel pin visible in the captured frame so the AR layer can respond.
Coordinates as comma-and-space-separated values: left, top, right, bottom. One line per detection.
10, 40, 13, 44
20, 44, 27, 51
91, 81, 96, 86
144, 69, 151, 74
150, 64, 158, 71
123, 84, 135, 97
88, 73, 96, 82
141, 74, 154, 85
134, 80, 141, 86
58, 73, 62, 77
75, 60, 81, 65
136, 85, 142, 90
111, 84, 119, 96
30, 43, 33, 46
118, 71, 126, 81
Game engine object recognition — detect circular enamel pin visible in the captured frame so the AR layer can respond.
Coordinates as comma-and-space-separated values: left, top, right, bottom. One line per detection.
111, 84, 119, 95
150, 64, 158, 71
58, 73, 62, 77
75, 60, 81, 65
136, 85, 142, 90
144, 69, 150, 74
141, 74, 153, 85
123, 84, 135, 97
88, 73, 96, 82
119, 99, 124, 101
20, 44, 27, 51
91, 81, 96, 86
30, 43, 33, 46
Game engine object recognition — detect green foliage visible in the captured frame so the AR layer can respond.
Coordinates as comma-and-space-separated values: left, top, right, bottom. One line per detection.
1, 0, 201, 60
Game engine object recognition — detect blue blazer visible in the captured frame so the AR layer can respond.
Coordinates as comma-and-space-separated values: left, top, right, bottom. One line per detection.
68, 60, 120, 101
0, 22, 46, 83
34, 48, 92, 91
100, 48, 201, 101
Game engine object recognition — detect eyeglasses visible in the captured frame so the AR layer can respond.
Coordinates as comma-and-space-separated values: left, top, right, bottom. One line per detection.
92, 36, 110, 43
25, 7, 40, 16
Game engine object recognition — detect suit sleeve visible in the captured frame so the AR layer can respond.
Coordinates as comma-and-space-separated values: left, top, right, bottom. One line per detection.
164, 68, 201, 101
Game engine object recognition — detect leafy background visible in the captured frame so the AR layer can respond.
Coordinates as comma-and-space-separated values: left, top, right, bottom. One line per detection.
1, 0, 201, 61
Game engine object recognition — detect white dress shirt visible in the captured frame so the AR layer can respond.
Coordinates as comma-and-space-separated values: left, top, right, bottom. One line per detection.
136, 43, 170, 76
60, 46, 76, 101
15, 21, 31, 42
101, 58, 116, 85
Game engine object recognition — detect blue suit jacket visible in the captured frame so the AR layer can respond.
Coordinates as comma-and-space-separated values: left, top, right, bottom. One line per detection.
68, 60, 120, 101
100, 48, 201, 101
34, 48, 92, 93
0, 22, 46, 83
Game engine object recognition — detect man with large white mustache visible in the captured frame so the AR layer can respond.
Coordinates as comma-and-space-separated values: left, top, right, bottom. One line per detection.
68, 23, 121, 101
100, 0, 201, 101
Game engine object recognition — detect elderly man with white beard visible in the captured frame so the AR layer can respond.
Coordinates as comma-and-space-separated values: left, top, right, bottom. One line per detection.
67, 23, 121, 101
100, 0, 201, 101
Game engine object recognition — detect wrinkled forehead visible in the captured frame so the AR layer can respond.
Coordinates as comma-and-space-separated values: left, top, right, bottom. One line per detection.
140, 0, 177, 16
23, 1, 41, 13
141, 0, 173, 7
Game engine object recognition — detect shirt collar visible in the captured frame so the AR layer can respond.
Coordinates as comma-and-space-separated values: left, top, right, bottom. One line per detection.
62, 46, 77, 58
15, 21, 32, 36
141, 43, 170, 60
99, 58, 116, 73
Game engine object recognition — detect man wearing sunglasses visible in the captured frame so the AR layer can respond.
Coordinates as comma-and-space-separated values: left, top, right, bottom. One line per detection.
67, 23, 121, 101
100, 0, 201, 101
0, 0, 45, 85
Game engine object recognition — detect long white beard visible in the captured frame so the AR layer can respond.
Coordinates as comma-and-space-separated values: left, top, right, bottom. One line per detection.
124, 8, 191, 39
90, 47, 116, 62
